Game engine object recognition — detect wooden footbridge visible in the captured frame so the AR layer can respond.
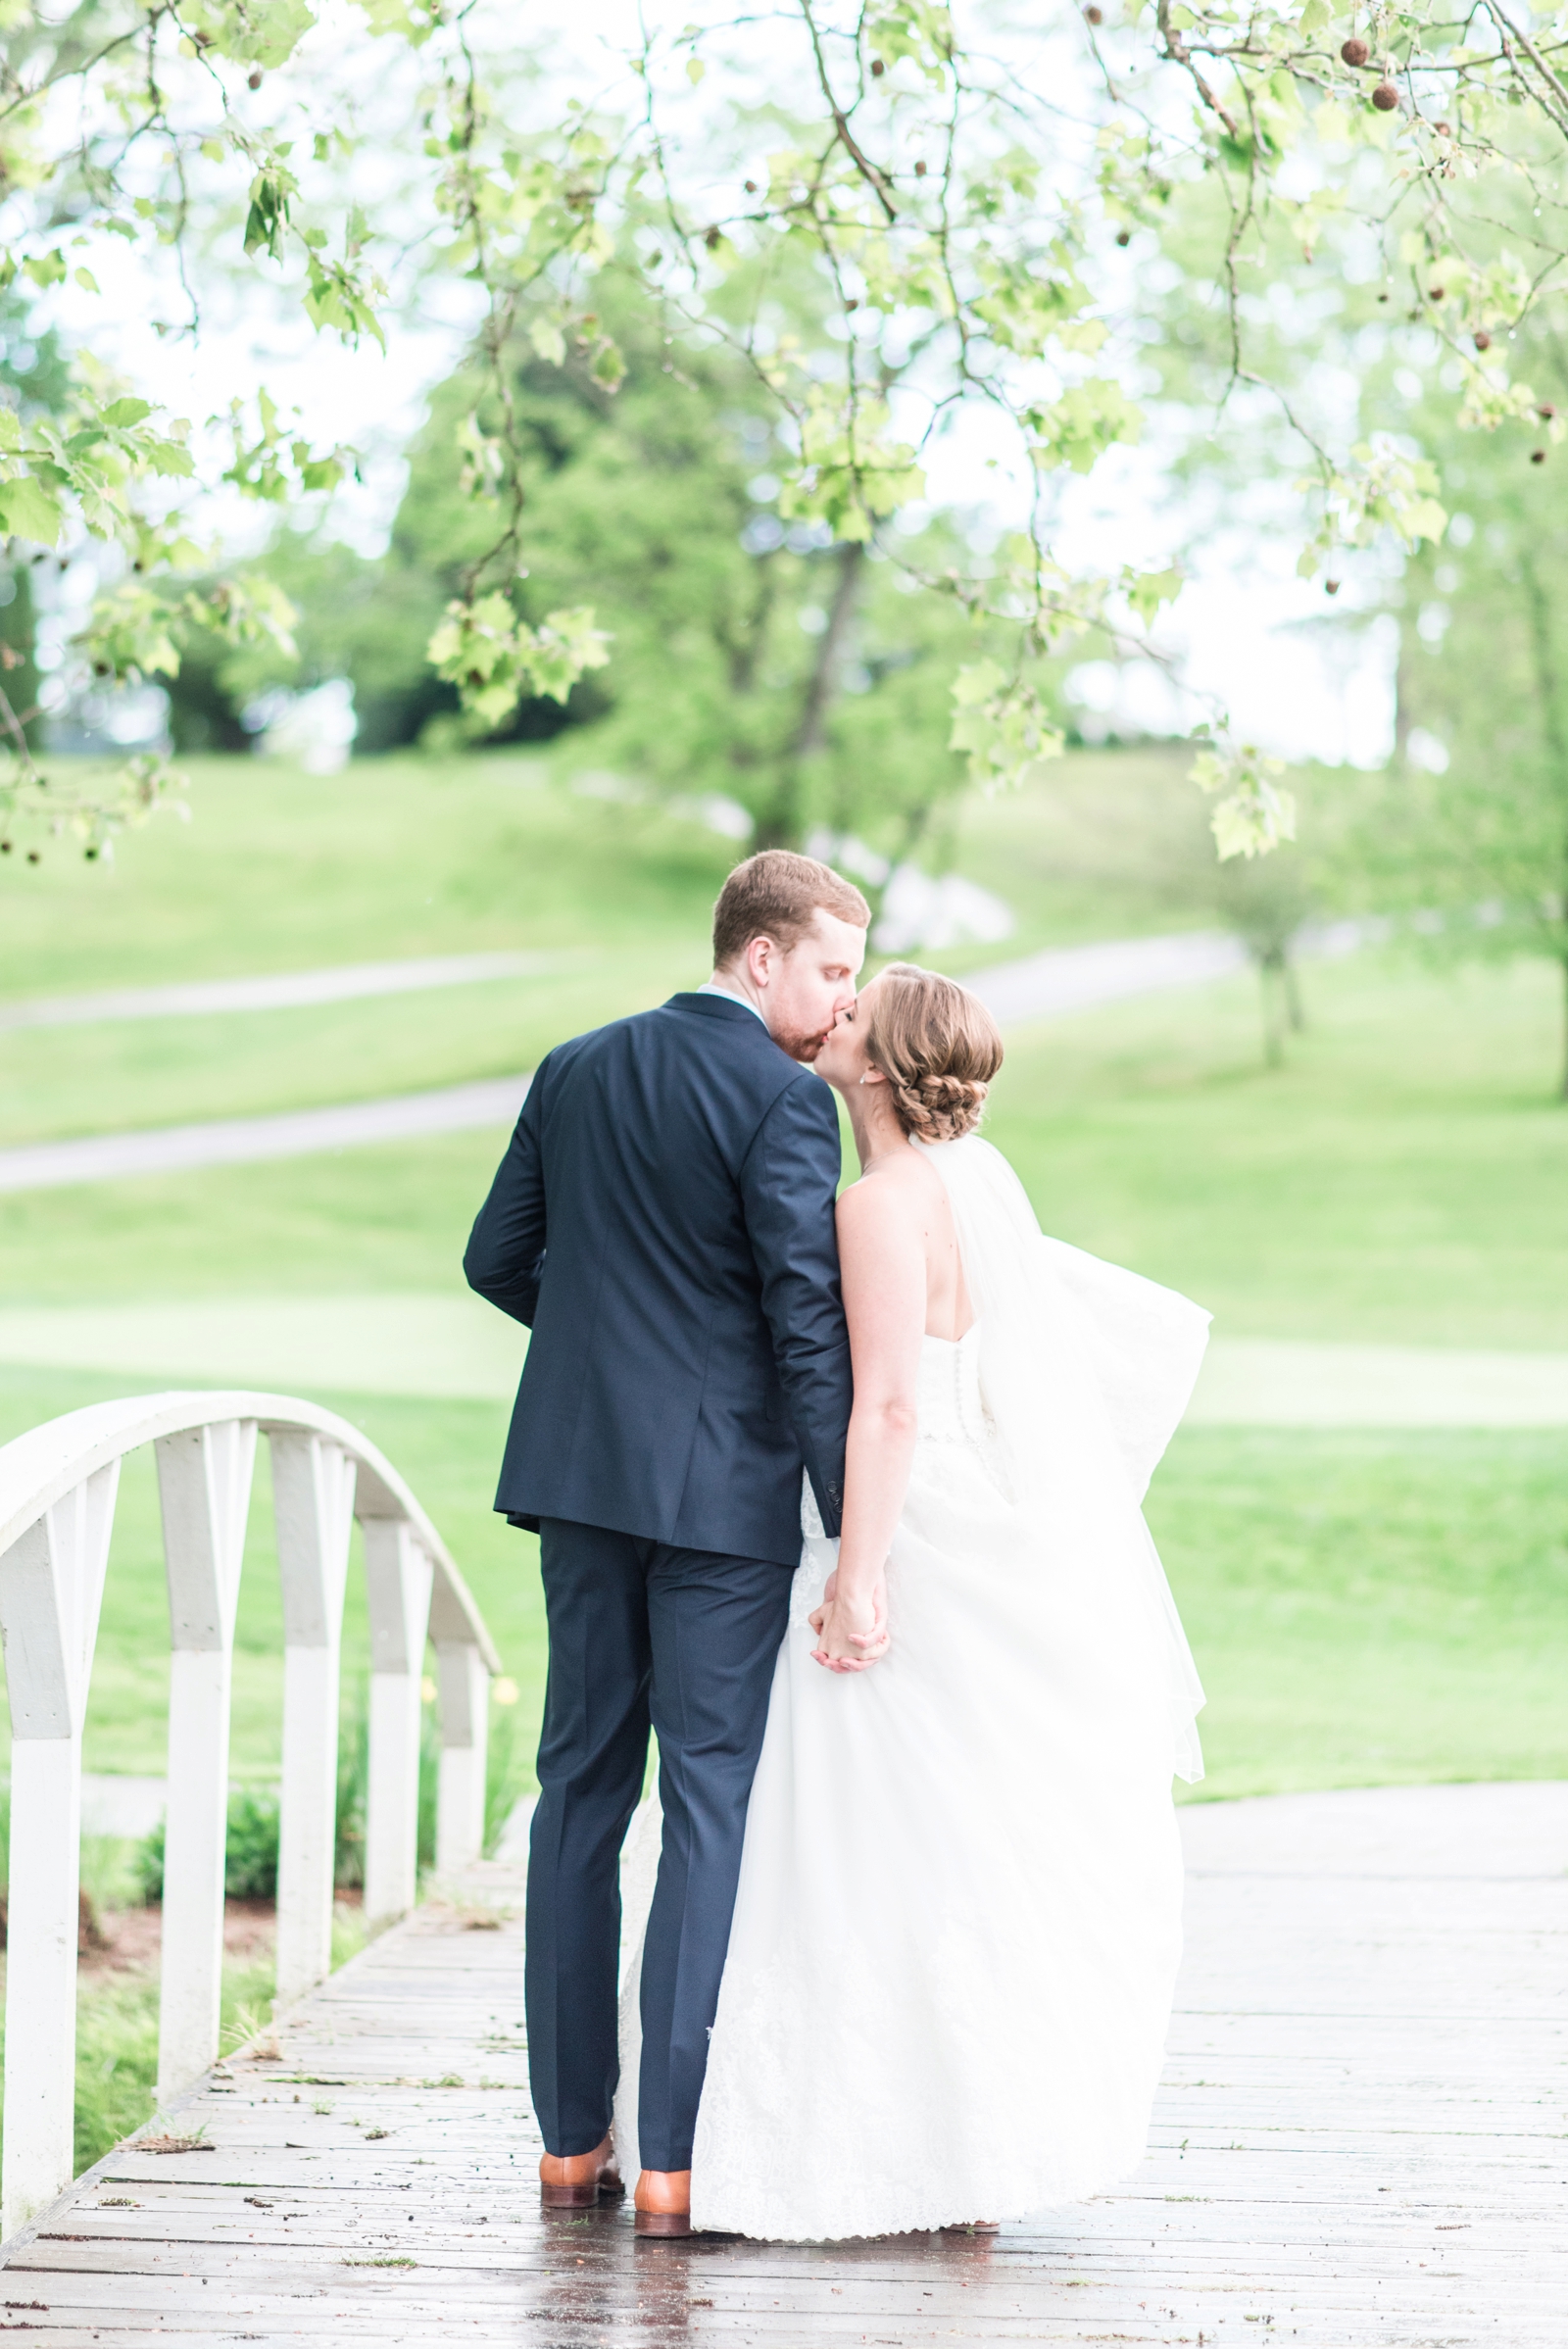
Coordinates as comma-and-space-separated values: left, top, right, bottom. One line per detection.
0, 1398, 1562, 2346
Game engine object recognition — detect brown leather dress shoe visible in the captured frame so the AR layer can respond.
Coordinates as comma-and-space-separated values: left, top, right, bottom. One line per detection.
539, 2132, 622, 2208
634, 2168, 692, 2237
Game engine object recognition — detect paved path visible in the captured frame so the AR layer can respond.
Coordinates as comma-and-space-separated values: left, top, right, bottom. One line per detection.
0, 953, 564, 1032
963, 916, 1377, 1025
4, 1293, 1565, 1426
3, 1782, 1561, 2344
0, 1077, 533, 1195
968, 927, 1248, 1020
0, 924, 1361, 1196
1, 921, 1378, 1039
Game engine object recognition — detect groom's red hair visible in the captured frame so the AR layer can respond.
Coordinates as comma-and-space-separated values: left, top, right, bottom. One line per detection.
712, 850, 869, 969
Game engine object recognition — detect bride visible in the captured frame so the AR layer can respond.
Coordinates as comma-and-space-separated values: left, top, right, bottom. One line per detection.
619, 961, 1209, 2241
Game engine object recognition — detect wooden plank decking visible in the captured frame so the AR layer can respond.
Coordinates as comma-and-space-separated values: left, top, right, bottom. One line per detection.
2, 1782, 1563, 2347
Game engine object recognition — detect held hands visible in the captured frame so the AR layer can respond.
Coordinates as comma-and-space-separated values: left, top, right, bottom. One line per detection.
808, 1566, 890, 1673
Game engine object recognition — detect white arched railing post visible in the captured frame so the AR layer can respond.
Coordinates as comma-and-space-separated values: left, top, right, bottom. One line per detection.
271, 1431, 357, 2011
0, 1390, 499, 2243
434, 1639, 489, 1874
362, 1517, 433, 1928
0, 1460, 119, 2237
153, 1419, 257, 2103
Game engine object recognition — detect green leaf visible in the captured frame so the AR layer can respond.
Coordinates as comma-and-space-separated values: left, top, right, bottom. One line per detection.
186, 0, 313, 69
1026, 379, 1142, 475
951, 658, 1007, 708
1126, 565, 1182, 626
144, 441, 197, 478
0, 473, 64, 545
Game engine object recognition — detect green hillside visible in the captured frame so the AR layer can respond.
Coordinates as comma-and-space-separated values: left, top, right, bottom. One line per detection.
2, 747, 1564, 1801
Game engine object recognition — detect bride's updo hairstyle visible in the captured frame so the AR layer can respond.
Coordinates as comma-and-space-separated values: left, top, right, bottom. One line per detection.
862, 962, 1004, 1143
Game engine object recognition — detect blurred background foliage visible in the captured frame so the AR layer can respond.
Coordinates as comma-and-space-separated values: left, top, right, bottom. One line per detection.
159, 263, 1034, 870
3, 194, 1559, 1079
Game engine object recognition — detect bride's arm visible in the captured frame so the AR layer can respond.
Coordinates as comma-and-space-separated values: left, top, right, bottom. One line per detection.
810, 1177, 925, 1672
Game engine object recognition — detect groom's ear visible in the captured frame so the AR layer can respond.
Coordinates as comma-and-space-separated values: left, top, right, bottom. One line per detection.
741, 932, 783, 987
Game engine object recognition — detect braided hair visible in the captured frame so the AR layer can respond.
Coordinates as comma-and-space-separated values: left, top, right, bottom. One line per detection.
862, 962, 1004, 1143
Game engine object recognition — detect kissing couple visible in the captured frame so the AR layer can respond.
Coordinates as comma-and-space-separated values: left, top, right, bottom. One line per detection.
465, 849, 1209, 2242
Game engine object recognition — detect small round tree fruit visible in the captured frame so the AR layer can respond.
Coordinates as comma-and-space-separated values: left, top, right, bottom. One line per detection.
1371, 81, 1398, 110
1428, 285, 1445, 302
870, 58, 884, 75
744, 179, 757, 193
1531, 449, 1546, 464
1341, 37, 1370, 66
1539, 403, 1556, 419
1325, 578, 1342, 596
1116, 228, 1131, 246
913, 159, 927, 175
1085, 5, 1103, 22
705, 224, 721, 248
247, 68, 263, 89
1435, 121, 1452, 136
25, 850, 39, 863
1473, 328, 1492, 351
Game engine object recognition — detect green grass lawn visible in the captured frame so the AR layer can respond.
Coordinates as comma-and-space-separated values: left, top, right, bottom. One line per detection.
1148, 1428, 1568, 1799
2, 749, 1565, 1813
0, 755, 737, 1149
3, 1365, 1560, 1803
0, 745, 1230, 1148
7, 945, 1564, 1346
989, 951, 1568, 1348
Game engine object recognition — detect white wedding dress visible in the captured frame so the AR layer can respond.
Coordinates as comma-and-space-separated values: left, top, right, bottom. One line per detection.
614, 1132, 1209, 2241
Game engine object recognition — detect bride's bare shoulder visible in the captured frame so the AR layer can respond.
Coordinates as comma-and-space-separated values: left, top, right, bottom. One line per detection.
836, 1150, 944, 1233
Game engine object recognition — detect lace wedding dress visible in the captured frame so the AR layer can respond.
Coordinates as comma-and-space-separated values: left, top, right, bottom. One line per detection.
614, 1132, 1209, 2242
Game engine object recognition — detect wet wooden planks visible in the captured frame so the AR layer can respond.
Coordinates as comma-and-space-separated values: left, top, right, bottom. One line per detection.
1, 1783, 1563, 2347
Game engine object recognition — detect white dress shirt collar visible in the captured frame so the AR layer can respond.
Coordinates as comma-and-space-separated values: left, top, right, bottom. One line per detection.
696, 978, 769, 1028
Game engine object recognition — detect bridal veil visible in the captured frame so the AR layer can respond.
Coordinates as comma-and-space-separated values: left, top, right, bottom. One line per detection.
920, 1132, 1208, 1785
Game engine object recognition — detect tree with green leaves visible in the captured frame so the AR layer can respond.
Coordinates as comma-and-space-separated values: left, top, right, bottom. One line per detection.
318, 267, 981, 854
1130, 71, 1568, 1087
9, 0, 1568, 870
1352, 411, 1568, 1093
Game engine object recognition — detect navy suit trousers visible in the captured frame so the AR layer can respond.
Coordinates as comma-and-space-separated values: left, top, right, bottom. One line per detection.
525, 1519, 792, 2171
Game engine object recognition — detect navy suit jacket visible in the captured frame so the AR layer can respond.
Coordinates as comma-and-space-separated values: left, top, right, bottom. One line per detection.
463, 991, 852, 1567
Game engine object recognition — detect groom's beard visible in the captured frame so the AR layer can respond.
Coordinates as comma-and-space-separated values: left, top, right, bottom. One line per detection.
773, 1023, 831, 1063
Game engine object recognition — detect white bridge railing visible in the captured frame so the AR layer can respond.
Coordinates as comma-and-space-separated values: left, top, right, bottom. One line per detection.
0, 1391, 502, 2239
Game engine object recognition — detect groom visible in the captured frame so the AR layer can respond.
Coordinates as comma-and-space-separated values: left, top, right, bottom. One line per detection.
464, 850, 868, 2235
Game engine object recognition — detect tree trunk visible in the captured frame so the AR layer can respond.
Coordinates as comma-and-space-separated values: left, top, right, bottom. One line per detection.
1517, 549, 1568, 1100
1259, 950, 1287, 1068
1393, 630, 1414, 768
1283, 954, 1305, 1034
794, 542, 865, 759
754, 541, 867, 849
